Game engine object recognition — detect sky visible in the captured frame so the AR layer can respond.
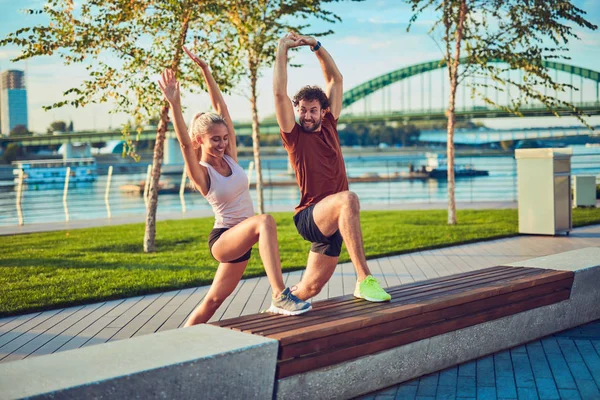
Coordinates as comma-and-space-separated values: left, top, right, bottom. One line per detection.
1, 0, 599, 134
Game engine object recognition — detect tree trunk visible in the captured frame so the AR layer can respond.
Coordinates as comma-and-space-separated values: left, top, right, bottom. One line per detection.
143, 103, 169, 252
249, 59, 264, 214
143, 14, 191, 252
445, 0, 467, 226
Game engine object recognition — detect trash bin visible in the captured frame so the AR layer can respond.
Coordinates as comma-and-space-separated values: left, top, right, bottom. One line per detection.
573, 175, 597, 208
515, 148, 572, 235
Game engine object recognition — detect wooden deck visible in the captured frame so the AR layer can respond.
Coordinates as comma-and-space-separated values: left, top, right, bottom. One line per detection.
1, 224, 598, 365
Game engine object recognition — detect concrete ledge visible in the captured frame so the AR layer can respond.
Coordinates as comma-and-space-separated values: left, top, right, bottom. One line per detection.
0, 324, 278, 400
276, 247, 600, 400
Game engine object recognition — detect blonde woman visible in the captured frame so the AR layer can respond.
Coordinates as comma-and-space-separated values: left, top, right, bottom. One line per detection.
158, 47, 311, 326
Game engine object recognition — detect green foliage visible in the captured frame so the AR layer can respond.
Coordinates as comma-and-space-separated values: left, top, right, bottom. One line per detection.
47, 120, 67, 134
1, 143, 23, 164
9, 125, 30, 137
0, 0, 243, 158
406, 0, 598, 128
217, 0, 361, 79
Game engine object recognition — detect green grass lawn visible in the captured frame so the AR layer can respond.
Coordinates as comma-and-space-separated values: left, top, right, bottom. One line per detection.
2, 208, 600, 317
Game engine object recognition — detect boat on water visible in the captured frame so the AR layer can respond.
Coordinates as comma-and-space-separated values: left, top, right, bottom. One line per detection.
12, 158, 98, 184
421, 153, 488, 179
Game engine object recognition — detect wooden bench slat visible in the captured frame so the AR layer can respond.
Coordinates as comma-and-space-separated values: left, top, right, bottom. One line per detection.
210, 266, 512, 328
276, 289, 571, 378
234, 268, 546, 334
278, 277, 573, 360
269, 270, 572, 344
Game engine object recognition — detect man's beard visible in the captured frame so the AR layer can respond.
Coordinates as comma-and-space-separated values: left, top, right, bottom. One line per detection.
300, 116, 322, 132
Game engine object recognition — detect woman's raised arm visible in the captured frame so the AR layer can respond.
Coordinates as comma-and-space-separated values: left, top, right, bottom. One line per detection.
183, 46, 238, 162
158, 69, 209, 195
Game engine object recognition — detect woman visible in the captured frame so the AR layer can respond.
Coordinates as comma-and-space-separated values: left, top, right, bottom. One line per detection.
158, 47, 311, 326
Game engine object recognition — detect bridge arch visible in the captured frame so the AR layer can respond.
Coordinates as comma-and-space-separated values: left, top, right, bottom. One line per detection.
342, 58, 600, 109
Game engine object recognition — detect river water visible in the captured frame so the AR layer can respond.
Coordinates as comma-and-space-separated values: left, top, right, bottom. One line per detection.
0, 146, 598, 227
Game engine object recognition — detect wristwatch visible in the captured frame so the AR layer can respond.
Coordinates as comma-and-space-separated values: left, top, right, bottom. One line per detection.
311, 41, 321, 52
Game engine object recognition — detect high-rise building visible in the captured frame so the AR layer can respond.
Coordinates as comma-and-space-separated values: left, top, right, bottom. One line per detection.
0, 70, 28, 136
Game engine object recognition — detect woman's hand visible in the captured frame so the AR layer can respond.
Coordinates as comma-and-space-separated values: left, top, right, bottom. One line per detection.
183, 46, 208, 69
158, 69, 180, 105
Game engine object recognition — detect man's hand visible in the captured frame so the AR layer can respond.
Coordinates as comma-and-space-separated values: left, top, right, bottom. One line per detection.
292, 33, 318, 48
183, 46, 208, 69
278, 32, 304, 50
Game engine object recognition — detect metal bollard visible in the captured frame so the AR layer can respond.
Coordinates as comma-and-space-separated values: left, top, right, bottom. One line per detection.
16, 169, 24, 225
63, 166, 71, 222
105, 166, 113, 218
180, 168, 187, 213
247, 161, 255, 189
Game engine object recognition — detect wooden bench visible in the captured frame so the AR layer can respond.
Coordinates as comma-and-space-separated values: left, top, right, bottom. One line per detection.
211, 266, 573, 380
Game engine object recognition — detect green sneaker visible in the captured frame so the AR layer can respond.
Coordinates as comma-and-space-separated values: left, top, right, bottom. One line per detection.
268, 288, 312, 316
354, 275, 391, 302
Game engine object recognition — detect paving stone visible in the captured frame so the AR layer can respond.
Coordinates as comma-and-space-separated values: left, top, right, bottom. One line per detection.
511, 351, 536, 388
416, 373, 439, 397
395, 385, 418, 399
476, 386, 497, 400
535, 377, 560, 400
558, 388, 582, 400
495, 375, 517, 399
438, 367, 458, 387
477, 356, 496, 387
457, 376, 476, 398
458, 361, 476, 377
574, 379, 600, 399
516, 387, 539, 400
434, 385, 456, 400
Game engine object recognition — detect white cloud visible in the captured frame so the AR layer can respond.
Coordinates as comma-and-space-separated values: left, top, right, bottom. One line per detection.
335, 36, 369, 46
367, 17, 402, 25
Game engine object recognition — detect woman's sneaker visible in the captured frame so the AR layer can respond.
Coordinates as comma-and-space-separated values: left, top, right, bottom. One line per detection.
354, 275, 391, 302
268, 288, 312, 316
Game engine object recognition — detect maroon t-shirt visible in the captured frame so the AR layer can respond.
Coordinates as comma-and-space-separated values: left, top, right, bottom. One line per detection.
281, 112, 349, 214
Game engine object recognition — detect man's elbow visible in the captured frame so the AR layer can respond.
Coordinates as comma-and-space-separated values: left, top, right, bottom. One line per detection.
273, 91, 289, 101
328, 73, 343, 85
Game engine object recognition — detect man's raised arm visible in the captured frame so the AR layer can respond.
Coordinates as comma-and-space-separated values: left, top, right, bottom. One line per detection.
299, 35, 343, 119
274, 34, 302, 133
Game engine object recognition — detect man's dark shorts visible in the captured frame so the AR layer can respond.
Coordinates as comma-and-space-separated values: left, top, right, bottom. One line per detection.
208, 228, 252, 263
293, 204, 343, 257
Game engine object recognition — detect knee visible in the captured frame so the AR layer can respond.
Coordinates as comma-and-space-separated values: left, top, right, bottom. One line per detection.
258, 213, 276, 231
339, 191, 360, 212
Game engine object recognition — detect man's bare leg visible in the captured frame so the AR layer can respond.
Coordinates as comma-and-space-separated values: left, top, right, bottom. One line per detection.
292, 251, 338, 301
312, 191, 370, 281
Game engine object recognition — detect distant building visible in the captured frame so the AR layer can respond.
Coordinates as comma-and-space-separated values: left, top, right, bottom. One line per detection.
0, 70, 28, 136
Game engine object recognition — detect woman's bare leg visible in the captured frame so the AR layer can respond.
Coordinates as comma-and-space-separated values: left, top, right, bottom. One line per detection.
184, 260, 248, 326
211, 214, 286, 296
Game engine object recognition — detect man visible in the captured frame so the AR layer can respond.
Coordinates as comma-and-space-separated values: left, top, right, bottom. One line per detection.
273, 32, 391, 302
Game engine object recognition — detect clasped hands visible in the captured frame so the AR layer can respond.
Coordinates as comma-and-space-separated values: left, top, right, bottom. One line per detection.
279, 32, 318, 50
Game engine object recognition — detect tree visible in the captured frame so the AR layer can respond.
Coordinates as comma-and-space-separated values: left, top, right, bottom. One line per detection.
48, 121, 67, 134
67, 120, 74, 132
1, 0, 241, 252
9, 125, 30, 137
2, 143, 23, 164
407, 0, 597, 225
218, 0, 359, 214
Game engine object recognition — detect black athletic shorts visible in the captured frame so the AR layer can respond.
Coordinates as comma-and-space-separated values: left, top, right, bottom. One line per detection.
293, 204, 343, 257
208, 228, 252, 263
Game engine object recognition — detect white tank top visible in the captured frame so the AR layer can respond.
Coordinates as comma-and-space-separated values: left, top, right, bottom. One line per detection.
200, 154, 255, 229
